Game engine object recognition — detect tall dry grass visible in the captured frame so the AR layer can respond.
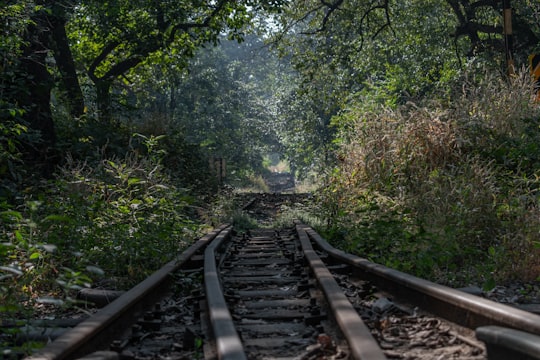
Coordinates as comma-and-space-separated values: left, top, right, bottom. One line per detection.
326, 67, 540, 284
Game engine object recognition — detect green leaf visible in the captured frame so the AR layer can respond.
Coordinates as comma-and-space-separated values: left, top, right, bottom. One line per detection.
128, 177, 143, 186
29, 252, 41, 260
482, 277, 497, 292
1, 210, 22, 222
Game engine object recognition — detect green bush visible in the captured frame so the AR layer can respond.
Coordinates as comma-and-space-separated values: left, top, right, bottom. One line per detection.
1, 135, 204, 325
0, 200, 93, 317
51, 147, 200, 284
321, 67, 540, 286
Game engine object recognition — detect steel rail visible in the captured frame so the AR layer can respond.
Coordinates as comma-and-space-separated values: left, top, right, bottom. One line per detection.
476, 325, 540, 360
203, 226, 248, 360
25, 225, 230, 360
301, 225, 540, 336
296, 224, 387, 360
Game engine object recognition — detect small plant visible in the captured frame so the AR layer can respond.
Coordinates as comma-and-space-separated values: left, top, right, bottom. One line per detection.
194, 337, 204, 359
231, 211, 258, 232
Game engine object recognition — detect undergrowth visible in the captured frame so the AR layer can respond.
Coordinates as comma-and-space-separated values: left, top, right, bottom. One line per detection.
321, 67, 540, 287
0, 135, 204, 322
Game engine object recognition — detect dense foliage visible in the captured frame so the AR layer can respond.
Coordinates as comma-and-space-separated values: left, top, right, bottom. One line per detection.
321, 70, 540, 286
0, 0, 286, 337
272, 0, 540, 286
2, 2, 540, 353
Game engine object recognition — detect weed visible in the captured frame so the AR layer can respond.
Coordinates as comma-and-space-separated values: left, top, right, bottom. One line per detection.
231, 211, 259, 232
323, 66, 540, 285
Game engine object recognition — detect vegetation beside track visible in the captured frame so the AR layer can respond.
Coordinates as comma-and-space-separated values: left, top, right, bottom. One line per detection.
317, 69, 540, 288
3, 3, 540, 352
0, 141, 208, 318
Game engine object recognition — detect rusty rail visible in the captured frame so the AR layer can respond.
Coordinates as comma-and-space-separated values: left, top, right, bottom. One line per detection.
26, 225, 229, 360
300, 223, 540, 359
203, 226, 247, 360
24, 220, 540, 360
303, 225, 540, 335
296, 224, 387, 360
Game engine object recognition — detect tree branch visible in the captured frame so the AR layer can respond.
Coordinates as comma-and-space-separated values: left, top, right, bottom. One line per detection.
168, 0, 231, 43
88, 41, 120, 83
318, 0, 345, 32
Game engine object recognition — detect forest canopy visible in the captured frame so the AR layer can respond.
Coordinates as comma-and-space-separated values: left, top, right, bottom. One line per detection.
2, 0, 540, 182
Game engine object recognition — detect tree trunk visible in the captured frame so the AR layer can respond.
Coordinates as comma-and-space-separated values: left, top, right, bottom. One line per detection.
96, 80, 113, 124
18, 13, 57, 176
50, 14, 85, 119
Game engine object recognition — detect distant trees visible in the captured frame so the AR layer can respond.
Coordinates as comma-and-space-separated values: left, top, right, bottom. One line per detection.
73, 0, 279, 123
133, 34, 285, 183
1, 0, 285, 178
3, 0, 539, 184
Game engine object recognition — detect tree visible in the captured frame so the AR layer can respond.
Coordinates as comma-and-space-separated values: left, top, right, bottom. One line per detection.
1, 1, 34, 188
270, 0, 540, 178
2, 1, 84, 175
69, 0, 285, 122
271, 0, 458, 175
447, 0, 539, 64
49, 1, 85, 119
166, 35, 283, 177
1, 1, 59, 175
1, 0, 286, 176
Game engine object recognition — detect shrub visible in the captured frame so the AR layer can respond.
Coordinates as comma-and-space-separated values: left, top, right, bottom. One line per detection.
0, 135, 204, 326
322, 66, 540, 285
0, 200, 93, 318
51, 147, 201, 284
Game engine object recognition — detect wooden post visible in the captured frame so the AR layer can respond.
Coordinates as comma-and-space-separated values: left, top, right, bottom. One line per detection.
210, 157, 226, 185
503, 0, 514, 76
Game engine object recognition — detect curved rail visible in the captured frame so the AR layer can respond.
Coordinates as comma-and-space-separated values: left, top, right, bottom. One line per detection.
24, 219, 540, 360
296, 224, 386, 360
206, 225, 389, 359
302, 225, 540, 335
204, 226, 247, 360
26, 225, 229, 360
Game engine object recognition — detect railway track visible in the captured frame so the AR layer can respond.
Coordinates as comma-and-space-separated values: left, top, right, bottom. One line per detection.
21, 195, 540, 360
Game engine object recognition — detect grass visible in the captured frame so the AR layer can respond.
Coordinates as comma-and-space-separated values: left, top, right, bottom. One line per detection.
320, 67, 540, 287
